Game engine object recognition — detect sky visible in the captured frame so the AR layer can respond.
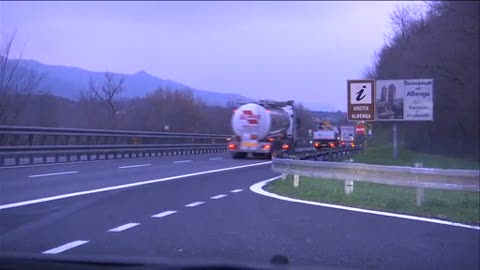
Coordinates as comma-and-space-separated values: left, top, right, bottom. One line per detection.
0, 1, 423, 111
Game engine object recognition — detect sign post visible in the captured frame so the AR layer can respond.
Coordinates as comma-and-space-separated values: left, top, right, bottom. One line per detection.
393, 122, 398, 159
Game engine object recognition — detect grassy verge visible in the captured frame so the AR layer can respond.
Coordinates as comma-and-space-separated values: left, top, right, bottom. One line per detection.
353, 144, 479, 170
266, 176, 480, 225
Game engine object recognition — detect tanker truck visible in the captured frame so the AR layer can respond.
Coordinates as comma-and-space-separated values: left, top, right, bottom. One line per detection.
228, 100, 295, 159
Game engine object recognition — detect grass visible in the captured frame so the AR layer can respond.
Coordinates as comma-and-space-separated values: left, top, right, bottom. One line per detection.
266, 176, 480, 225
353, 144, 479, 170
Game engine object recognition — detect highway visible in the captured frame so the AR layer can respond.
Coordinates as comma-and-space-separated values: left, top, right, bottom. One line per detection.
0, 152, 479, 269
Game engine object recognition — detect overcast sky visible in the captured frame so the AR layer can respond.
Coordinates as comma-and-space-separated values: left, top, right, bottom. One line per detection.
1, 1, 423, 111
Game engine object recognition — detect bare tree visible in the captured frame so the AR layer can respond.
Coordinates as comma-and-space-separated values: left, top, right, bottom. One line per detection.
83, 72, 125, 129
0, 33, 43, 125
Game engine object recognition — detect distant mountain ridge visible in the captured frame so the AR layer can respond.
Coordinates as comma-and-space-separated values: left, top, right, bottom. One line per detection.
10, 59, 253, 106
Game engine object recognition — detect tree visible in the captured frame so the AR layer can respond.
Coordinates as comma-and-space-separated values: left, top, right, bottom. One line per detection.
364, 1, 479, 160
0, 33, 43, 125
82, 72, 125, 129
294, 103, 316, 138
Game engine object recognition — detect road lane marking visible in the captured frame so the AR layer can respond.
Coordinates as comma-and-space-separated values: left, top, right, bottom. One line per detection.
210, 194, 227, 199
0, 161, 272, 210
173, 160, 192, 163
118, 164, 151, 169
108, 223, 140, 232
185, 201, 204, 207
209, 157, 222, 160
28, 171, 78, 178
230, 189, 243, 193
42, 240, 89, 254
250, 176, 480, 231
152, 210, 177, 218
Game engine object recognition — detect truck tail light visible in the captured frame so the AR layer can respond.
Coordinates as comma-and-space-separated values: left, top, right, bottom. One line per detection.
282, 144, 290, 150
314, 142, 320, 148
329, 142, 336, 148
228, 143, 236, 149
262, 144, 271, 150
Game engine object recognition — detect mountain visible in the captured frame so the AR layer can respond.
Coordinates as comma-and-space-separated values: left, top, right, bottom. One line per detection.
10, 59, 253, 106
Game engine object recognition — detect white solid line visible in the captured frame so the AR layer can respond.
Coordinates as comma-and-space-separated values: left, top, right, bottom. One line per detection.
42, 240, 89, 254
210, 194, 227, 199
185, 201, 204, 207
152, 210, 177, 218
28, 171, 78, 178
0, 161, 272, 210
209, 157, 222, 160
250, 176, 480, 231
108, 223, 140, 232
118, 164, 151, 169
173, 160, 192, 163
230, 189, 243, 193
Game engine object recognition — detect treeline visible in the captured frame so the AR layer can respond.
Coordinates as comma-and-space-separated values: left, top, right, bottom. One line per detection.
11, 84, 237, 134
364, 1, 479, 160
1, 40, 315, 135
7, 78, 315, 136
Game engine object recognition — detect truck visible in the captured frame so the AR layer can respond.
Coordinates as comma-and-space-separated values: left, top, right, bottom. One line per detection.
339, 125, 355, 148
312, 121, 340, 149
228, 100, 295, 159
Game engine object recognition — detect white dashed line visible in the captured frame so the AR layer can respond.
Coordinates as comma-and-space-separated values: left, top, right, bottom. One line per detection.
42, 240, 89, 254
210, 194, 227, 199
108, 223, 140, 232
209, 157, 222, 160
118, 164, 151, 169
28, 171, 78, 178
152, 210, 177, 218
173, 160, 192, 164
230, 189, 243, 193
185, 201, 204, 207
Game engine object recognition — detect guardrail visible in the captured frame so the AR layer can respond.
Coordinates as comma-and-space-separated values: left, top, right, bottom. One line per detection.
271, 158, 480, 206
0, 126, 229, 146
0, 126, 230, 167
281, 145, 363, 161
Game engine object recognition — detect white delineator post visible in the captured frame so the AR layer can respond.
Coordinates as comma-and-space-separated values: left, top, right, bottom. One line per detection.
414, 162, 425, 206
345, 180, 354, 195
293, 175, 300, 188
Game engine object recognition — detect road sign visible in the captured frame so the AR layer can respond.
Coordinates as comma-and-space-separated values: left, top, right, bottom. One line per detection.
347, 80, 375, 121
375, 78, 433, 121
355, 125, 366, 135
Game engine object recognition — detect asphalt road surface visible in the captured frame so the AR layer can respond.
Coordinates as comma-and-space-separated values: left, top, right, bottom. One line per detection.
1, 152, 478, 269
